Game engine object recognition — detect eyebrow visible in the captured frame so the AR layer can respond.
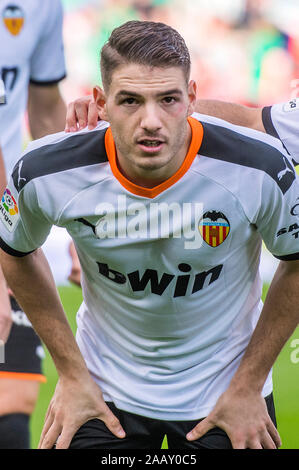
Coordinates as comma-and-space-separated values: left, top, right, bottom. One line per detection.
115, 89, 183, 98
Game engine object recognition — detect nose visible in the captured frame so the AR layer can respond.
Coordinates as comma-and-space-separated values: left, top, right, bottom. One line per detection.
140, 103, 162, 133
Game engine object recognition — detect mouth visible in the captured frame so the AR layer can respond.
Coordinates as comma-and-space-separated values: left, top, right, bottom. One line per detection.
137, 139, 165, 154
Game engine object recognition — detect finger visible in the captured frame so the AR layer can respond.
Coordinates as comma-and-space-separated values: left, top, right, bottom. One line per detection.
260, 432, 277, 449
186, 417, 215, 441
74, 102, 89, 130
39, 422, 62, 449
43, 400, 53, 424
87, 101, 99, 129
267, 421, 282, 448
247, 441, 263, 449
100, 406, 126, 439
230, 438, 245, 449
55, 425, 78, 449
65, 102, 78, 132
38, 406, 54, 448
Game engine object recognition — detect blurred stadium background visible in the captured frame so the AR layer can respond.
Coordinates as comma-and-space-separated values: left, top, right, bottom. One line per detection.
24, 0, 299, 449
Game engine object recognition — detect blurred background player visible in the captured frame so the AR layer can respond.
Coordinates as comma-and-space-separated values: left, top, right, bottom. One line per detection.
0, 0, 67, 449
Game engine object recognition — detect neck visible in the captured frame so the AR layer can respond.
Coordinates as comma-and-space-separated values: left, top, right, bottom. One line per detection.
116, 123, 192, 189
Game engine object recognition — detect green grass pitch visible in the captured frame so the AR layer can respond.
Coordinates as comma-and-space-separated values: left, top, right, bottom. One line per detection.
29, 284, 299, 449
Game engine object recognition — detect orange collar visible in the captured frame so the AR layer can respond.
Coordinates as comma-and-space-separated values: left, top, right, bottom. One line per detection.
104, 116, 203, 198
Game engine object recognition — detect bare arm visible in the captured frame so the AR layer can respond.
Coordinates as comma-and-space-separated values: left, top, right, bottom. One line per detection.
0, 263, 11, 343
0, 247, 125, 448
229, 260, 299, 392
27, 83, 67, 139
195, 99, 265, 132
187, 259, 299, 448
0, 146, 6, 196
0, 147, 12, 342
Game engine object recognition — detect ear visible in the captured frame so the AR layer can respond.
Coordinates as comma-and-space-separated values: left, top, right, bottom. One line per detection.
93, 86, 109, 122
187, 80, 197, 116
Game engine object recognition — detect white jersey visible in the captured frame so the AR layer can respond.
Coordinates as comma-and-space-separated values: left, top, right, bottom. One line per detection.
0, 0, 66, 176
0, 114, 298, 420
262, 98, 299, 166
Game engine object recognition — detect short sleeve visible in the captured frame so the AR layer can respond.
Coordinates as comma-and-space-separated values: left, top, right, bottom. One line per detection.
262, 100, 299, 166
253, 167, 299, 261
30, 0, 66, 85
0, 175, 52, 257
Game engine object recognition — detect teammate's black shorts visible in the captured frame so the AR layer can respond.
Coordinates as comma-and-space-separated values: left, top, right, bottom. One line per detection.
69, 394, 276, 449
0, 296, 46, 383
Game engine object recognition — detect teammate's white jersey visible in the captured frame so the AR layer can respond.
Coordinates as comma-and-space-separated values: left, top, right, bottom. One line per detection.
0, 0, 66, 176
262, 98, 299, 166
0, 114, 298, 420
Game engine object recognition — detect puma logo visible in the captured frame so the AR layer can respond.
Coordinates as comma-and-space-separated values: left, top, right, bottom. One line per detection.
277, 156, 294, 181
17, 160, 26, 187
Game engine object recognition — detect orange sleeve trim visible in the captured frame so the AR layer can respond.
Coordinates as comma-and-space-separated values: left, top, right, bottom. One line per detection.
0, 371, 47, 383
105, 116, 204, 198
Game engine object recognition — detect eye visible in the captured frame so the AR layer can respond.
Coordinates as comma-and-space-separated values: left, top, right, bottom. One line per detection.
162, 96, 177, 105
121, 97, 138, 105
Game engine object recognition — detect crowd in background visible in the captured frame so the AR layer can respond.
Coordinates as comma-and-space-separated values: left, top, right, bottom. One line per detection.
58, 0, 299, 107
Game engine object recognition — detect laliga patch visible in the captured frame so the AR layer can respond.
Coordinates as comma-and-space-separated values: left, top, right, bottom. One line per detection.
199, 210, 230, 247
283, 99, 299, 113
2, 5, 24, 36
0, 187, 19, 232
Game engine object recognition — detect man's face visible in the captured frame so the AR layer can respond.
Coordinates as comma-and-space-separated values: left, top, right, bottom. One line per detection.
94, 63, 196, 185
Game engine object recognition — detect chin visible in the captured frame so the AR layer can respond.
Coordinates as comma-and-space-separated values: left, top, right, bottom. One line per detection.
137, 156, 169, 171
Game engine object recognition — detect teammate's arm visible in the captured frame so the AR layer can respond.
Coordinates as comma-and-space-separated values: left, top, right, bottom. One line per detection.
187, 260, 299, 449
27, 84, 67, 139
194, 100, 265, 132
0, 247, 126, 448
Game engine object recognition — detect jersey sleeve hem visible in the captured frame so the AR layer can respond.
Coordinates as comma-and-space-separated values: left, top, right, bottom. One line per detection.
262, 106, 280, 139
273, 252, 299, 261
0, 237, 35, 257
29, 73, 66, 87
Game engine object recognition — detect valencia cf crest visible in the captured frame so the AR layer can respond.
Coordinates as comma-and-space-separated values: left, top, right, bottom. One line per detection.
199, 211, 230, 247
3, 5, 24, 36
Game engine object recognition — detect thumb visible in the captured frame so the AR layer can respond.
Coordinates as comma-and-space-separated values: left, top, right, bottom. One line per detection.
186, 416, 215, 441
100, 406, 126, 439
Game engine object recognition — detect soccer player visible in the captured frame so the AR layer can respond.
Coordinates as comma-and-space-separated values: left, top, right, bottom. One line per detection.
0, 20, 298, 450
66, 96, 299, 166
0, 0, 66, 448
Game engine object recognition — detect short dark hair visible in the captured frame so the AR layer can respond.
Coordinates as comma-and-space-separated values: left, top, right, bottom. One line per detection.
100, 20, 191, 90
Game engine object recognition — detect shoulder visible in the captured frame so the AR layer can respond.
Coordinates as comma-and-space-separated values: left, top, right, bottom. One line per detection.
192, 112, 296, 195
12, 121, 110, 193
41, 0, 64, 18
264, 99, 299, 122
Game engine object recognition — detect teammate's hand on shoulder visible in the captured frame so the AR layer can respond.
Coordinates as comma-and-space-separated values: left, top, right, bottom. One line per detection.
38, 375, 126, 449
186, 387, 282, 449
65, 95, 99, 133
